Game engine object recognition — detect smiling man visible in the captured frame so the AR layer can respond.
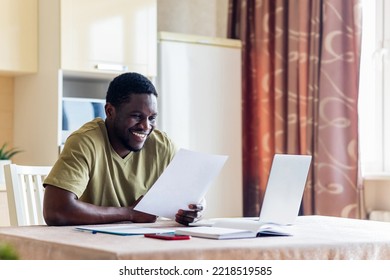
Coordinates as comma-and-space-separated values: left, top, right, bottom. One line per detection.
43, 72, 202, 226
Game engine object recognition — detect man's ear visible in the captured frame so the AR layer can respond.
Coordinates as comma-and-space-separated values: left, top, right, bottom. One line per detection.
105, 103, 115, 118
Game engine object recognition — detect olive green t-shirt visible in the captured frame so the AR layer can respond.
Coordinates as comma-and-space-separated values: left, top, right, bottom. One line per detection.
44, 118, 177, 207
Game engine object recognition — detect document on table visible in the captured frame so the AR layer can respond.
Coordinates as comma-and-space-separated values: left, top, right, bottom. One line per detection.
134, 149, 228, 219
76, 224, 176, 236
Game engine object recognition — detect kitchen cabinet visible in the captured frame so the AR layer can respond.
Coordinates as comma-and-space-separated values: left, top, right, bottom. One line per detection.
13, 0, 157, 166
61, 0, 156, 76
0, 0, 37, 75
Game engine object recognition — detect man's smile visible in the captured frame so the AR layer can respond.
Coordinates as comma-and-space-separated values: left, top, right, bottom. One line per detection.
131, 131, 149, 141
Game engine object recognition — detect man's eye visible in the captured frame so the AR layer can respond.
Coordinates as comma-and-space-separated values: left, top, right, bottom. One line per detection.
131, 114, 142, 120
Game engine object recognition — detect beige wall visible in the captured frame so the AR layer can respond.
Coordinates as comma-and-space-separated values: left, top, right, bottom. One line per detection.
157, 0, 229, 37
0, 77, 14, 146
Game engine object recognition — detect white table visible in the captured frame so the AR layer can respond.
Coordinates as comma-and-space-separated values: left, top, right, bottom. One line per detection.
0, 215, 389, 260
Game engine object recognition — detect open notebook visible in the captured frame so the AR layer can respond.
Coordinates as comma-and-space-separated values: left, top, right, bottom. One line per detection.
179, 154, 312, 239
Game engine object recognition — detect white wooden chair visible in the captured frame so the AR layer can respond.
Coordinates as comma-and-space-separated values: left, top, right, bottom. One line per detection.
4, 164, 52, 226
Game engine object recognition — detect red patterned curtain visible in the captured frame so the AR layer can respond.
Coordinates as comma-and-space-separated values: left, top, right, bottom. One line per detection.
228, 0, 363, 218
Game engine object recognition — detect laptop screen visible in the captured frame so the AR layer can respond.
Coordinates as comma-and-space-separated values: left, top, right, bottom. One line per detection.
258, 154, 312, 225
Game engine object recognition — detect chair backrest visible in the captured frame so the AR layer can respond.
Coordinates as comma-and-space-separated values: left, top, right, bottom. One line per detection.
4, 164, 52, 226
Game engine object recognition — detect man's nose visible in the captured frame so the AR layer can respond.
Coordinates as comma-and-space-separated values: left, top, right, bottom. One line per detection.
139, 118, 151, 130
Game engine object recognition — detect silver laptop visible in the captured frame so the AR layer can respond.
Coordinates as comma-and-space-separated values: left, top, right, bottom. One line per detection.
257, 154, 311, 225
190, 154, 312, 226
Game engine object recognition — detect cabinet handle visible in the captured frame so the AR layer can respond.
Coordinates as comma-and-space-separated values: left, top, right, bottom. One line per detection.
95, 64, 128, 72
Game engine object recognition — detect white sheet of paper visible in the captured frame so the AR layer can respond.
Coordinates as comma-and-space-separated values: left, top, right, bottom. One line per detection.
75, 224, 176, 235
134, 149, 228, 219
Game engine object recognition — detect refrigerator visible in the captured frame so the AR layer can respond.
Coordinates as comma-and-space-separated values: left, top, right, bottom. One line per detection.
156, 32, 243, 218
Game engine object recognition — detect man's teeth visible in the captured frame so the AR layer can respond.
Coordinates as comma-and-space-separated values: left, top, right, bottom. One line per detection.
133, 132, 146, 138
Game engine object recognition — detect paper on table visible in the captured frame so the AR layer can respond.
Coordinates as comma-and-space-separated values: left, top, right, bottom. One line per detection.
134, 149, 228, 219
76, 224, 175, 236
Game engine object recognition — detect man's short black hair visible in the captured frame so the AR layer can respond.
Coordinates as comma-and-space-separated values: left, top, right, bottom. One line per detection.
106, 72, 158, 107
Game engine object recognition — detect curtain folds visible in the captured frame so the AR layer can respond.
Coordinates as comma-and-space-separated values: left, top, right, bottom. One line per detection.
228, 0, 363, 218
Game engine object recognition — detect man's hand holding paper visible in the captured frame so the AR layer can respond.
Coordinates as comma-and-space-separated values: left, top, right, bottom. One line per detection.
176, 197, 207, 225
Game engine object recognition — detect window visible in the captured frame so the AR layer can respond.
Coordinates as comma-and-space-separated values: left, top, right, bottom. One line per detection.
359, 0, 390, 175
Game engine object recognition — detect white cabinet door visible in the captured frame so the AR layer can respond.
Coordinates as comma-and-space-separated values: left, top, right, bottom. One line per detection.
61, 0, 156, 76
0, 0, 37, 75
